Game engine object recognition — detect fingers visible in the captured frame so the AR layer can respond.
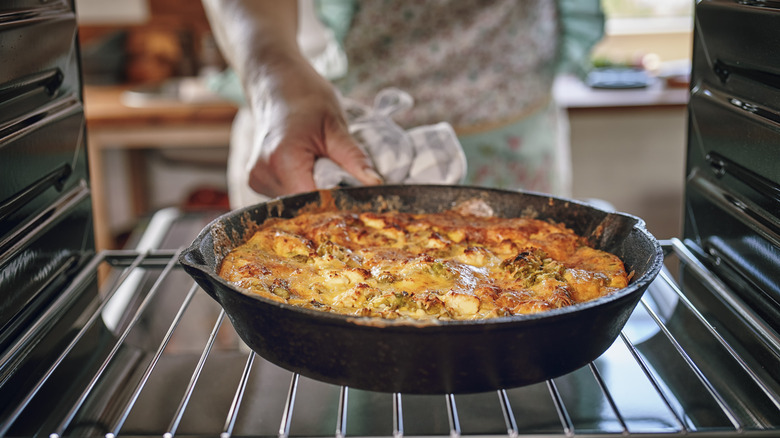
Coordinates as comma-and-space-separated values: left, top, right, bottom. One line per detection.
245, 76, 383, 198
248, 132, 318, 198
325, 127, 384, 187
249, 125, 382, 198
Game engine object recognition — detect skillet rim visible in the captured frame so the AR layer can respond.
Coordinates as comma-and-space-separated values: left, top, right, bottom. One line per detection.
178, 184, 664, 329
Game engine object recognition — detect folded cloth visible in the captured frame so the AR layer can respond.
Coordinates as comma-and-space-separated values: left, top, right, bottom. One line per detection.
227, 88, 467, 208
314, 87, 467, 189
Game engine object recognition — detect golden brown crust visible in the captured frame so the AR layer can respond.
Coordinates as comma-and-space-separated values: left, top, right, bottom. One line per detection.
218, 209, 629, 320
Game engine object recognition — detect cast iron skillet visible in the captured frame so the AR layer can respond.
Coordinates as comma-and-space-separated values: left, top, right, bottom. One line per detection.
179, 185, 663, 394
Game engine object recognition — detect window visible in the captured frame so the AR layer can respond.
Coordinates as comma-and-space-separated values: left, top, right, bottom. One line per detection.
602, 0, 694, 35
592, 0, 694, 65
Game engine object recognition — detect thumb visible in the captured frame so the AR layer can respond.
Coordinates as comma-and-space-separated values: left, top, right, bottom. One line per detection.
326, 129, 383, 186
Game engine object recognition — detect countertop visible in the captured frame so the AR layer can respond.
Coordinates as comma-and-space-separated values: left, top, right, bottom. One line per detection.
553, 74, 689, 109
83, 84, 238, 127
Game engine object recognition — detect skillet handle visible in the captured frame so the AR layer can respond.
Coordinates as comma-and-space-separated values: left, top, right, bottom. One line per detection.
178, 235, 223, 304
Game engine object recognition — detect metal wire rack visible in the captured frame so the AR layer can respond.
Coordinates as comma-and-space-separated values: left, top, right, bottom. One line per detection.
2, 239, 780, 437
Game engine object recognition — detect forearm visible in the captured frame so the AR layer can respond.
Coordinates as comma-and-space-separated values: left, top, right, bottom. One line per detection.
202, 0, 309, 105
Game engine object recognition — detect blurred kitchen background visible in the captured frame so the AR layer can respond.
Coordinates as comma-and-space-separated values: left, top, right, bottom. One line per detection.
76, 0, 693, 251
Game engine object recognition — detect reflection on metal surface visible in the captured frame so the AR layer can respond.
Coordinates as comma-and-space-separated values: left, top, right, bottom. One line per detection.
688, 169, 780, 248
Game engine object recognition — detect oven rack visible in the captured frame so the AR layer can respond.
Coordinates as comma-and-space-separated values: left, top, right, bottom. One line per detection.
1, 239, 779, 437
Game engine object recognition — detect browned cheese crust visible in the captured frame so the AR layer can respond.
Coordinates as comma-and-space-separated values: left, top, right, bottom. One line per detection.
218, 210, 629, 320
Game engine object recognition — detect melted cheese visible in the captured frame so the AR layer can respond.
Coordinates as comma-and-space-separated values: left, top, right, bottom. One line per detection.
218, 210, 629, 320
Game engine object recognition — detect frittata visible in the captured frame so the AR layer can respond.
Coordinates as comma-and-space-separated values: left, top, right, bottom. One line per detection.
218, 209, 629, 320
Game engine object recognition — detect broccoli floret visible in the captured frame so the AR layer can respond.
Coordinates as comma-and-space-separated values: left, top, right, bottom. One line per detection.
500, 248, 564, 287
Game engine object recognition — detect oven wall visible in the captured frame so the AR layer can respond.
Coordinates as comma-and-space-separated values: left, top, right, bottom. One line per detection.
0, 0, 94, 351
684, 0, 780, 330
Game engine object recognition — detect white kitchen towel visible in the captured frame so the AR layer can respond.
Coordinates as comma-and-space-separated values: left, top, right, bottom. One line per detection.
314, 87, 467, 189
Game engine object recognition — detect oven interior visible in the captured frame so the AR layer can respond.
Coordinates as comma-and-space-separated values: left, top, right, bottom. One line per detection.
1, 1, 779, 437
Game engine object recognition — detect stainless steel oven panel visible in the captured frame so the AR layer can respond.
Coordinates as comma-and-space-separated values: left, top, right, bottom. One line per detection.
0, 2, 80, 92
0, 99, 87, 230
685, 0, 780, 333
0, 0, 97, 427
694, 1, 780, 88
0, 0, 85, 231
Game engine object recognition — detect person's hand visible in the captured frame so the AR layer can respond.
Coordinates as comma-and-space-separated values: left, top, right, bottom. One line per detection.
202, 0, 382, 199
247, 63, 382, 198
